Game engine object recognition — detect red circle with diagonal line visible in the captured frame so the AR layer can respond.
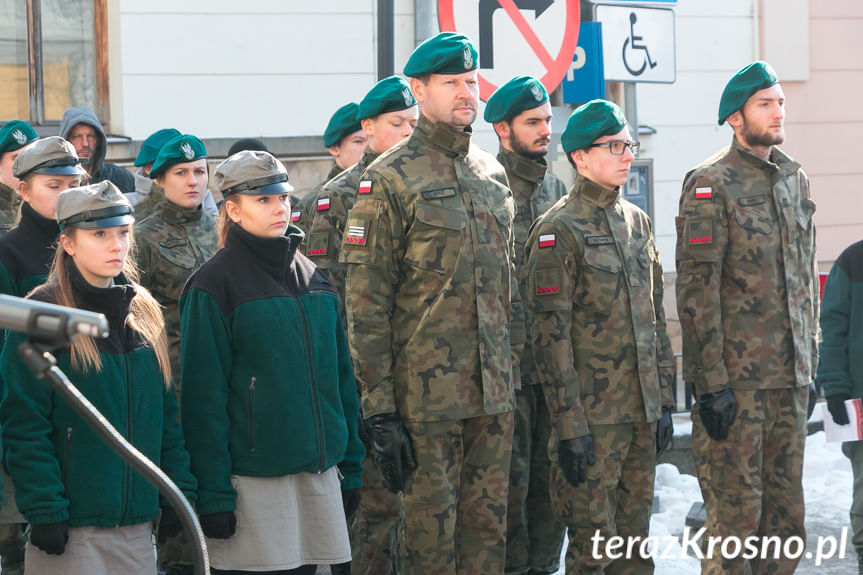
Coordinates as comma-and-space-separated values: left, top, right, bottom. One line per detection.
438, 0, 581, 101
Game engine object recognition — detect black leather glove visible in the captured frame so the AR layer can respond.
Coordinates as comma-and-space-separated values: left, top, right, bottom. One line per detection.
558, 436, 596, 487
157, 506, 183, 544
342, 488, 361, 522
30, 521, 68, 555
827, 393, 852, 426
698, 388, 737, 441
366, 412, 417, 494
357, 412, 372, 446
656, 406, 674, 456
200, 511, 236, 539
807, 382, 817, 420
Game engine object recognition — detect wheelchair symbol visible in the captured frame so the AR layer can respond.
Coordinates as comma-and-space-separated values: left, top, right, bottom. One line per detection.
622, 12, 657, 76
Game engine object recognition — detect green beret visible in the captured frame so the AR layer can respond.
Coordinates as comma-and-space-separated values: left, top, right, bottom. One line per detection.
56, 181, 134, 230
149, 134, 207, 179
135, 128, 181, 167
323, 103, 362, 148
404, 32, 478, 77
0, 121, 38, 156
718, 61, 778, 125
358, 76, 417, 120
560, 99, 628, 154
484, 76, 548, 123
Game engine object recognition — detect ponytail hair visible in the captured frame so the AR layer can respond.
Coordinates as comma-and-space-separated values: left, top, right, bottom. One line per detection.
218, 195, 241, 248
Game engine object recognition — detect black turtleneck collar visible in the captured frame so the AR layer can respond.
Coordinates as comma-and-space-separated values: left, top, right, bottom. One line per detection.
159, 199, 204, 225
66, 256, 135, 322
413, 114, 472, 158
224, 223, 304, 281
19, 202, 61, 243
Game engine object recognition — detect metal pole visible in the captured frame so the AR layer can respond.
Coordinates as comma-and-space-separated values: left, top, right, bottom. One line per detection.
415, 0, 438, 46
377, 0, 394, 79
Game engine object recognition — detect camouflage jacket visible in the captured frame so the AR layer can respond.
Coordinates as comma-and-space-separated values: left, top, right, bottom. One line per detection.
305, 146, 378, 330
497, 148, 567, 389
675, 137, 818, 395
293, 162, 344, 234
0, 182, 20, 237
340, 114, 516, 423
135, 200, 219, 379
132, 182, 165, 222
526, 175, 675, 440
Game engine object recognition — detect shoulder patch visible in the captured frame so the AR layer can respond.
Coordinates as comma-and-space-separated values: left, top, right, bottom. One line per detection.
290, 210, 301, 223
695, 187, 712, 199
538, 233, 556, 248
317, 197, 331, 211
358, 180, 372, 195
344, 223, 368, 245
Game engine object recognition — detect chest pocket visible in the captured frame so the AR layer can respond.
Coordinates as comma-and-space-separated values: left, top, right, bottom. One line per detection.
733, 195, 774, 235
578, 243, 622, 314
405, 201, 467, 274
796, 199, 815, 232
157, 238, 197, 270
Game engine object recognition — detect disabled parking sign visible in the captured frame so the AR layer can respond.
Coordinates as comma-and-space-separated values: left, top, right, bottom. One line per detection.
594, 4, 676, 83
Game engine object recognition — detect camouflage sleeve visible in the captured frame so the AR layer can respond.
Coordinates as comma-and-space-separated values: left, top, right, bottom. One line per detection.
525, 220, 589, 440
802, 174, 819, 379
340, 172, 404, 417
134, 238, 154, 292
675, 172, 730, 396
305, 188, 349, 326
650, 226, 676, 407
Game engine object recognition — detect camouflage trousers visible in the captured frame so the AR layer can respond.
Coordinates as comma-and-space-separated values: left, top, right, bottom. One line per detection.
692, 386, 807, 575
0, 471, 26, 573
505, 384, 565, 575
401, 411, 514, 575
842, 440, 863, 551
157, 514, 195, 574
350, 434, 401, 574
550, 421, 657, 575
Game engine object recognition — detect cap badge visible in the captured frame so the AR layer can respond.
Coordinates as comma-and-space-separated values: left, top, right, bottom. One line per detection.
180, 142, 195, 160
402, 87, 413, 106
531, 83, 543, 101
11, 129, 26, 145
463, 46, 473, 69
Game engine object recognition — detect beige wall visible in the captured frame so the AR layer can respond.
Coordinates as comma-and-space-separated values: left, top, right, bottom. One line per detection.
780, 0, 863, 265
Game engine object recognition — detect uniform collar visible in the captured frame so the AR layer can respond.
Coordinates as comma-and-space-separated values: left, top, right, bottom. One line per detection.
414, 114, 472, 158
730, 136, 800, 176
0, 181, 19, 212
357, 146, 379, 174
497, 148, 548, 184
19, 201, 61, 242
225, 223, 304, 280
326, 162, 343, 181
159, 198, 204, 225
572, 174, 619, 208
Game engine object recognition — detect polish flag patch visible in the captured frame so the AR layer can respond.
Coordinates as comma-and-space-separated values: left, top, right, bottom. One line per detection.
358, 180, 372, 195
317, 197, 331, 211
695, 187, 712, 199
538, 234, 556, 248
344, 225, 367, 245
290, 211, 301, 222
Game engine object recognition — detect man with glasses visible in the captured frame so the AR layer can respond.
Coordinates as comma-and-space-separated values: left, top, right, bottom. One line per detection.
675, 61, 817, 575
525, 99, 675, 573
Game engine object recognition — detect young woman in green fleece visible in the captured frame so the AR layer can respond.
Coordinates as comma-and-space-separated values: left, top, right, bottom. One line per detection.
179, 151, 363, 575
0, 181, 196, 574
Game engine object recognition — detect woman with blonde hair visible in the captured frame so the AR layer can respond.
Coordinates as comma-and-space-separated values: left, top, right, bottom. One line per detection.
0, 181, 196, 574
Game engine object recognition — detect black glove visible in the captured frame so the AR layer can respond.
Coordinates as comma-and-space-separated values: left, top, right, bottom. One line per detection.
656, 406, 674, 456
807, 382, 817, 420
358, 412, 372, 445
30, 521, 68, 555
558, 436, 596, 487
827, 393, 852, 426
698, 388, 737, 441
342, 488, 361, 522
366, 412, 417, 494
200, 511, 236, 539
157, 506, 183, 544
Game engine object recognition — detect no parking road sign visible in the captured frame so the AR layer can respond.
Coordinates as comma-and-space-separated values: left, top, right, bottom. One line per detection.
438, 0, 581, 102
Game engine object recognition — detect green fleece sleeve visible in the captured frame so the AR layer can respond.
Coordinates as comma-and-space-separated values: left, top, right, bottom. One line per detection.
159, 379, 197, 508
335, 314, 364, 490
817, 263, 852, 397
179, 288, 236, 515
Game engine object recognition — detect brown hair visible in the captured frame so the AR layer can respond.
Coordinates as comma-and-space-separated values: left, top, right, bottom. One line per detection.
217, 195, 241, 248
30, 227, 172, 386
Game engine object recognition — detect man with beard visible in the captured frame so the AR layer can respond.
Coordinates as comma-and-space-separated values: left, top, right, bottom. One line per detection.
340, 32, 516, 574
484, 76, 566, 575
59, 107, 135, 194
675, 61, 818, 574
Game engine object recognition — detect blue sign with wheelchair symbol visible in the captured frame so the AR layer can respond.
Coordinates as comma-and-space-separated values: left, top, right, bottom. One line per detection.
594, 4, 676, 84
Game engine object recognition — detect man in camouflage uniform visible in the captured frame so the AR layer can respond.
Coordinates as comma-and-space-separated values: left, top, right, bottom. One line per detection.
526, 100, 675, 574
0, 121, 37, 237
675, 61, 818, 575
341, 32, 516, 575
306, 75, 418, 574
294, 102, 367, 233
484, 76, 567, 575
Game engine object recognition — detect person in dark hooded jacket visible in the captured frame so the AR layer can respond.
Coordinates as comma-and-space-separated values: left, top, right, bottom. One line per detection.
59, 106, 135, 195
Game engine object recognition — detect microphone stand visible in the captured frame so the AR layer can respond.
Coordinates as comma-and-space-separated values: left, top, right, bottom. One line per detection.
16, 341, 209, 575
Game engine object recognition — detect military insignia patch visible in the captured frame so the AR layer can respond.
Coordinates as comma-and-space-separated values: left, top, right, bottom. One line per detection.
290, 211, 301, 222
538, 233, 556, 248
344, 224, 367, 245
687, 217, 713, 245
695, 187, 712, 199
463, 46, 473, 69
531, 83, 543, 101
317, 197, 331, 211
358, 181, 372, 195
180, 142, 195, 160
535, 285, 560, 295
402, 87, 413, 106
11, 129, 26, 145
308, 247, 327, 255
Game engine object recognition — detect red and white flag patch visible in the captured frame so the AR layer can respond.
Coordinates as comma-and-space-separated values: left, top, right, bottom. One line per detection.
538, 233, 556, 248
344, 225, 367, 245
358, 180, 372, 195
317, 197, 331, 211
290, 211, 301, 222
695, 187, 712, 199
